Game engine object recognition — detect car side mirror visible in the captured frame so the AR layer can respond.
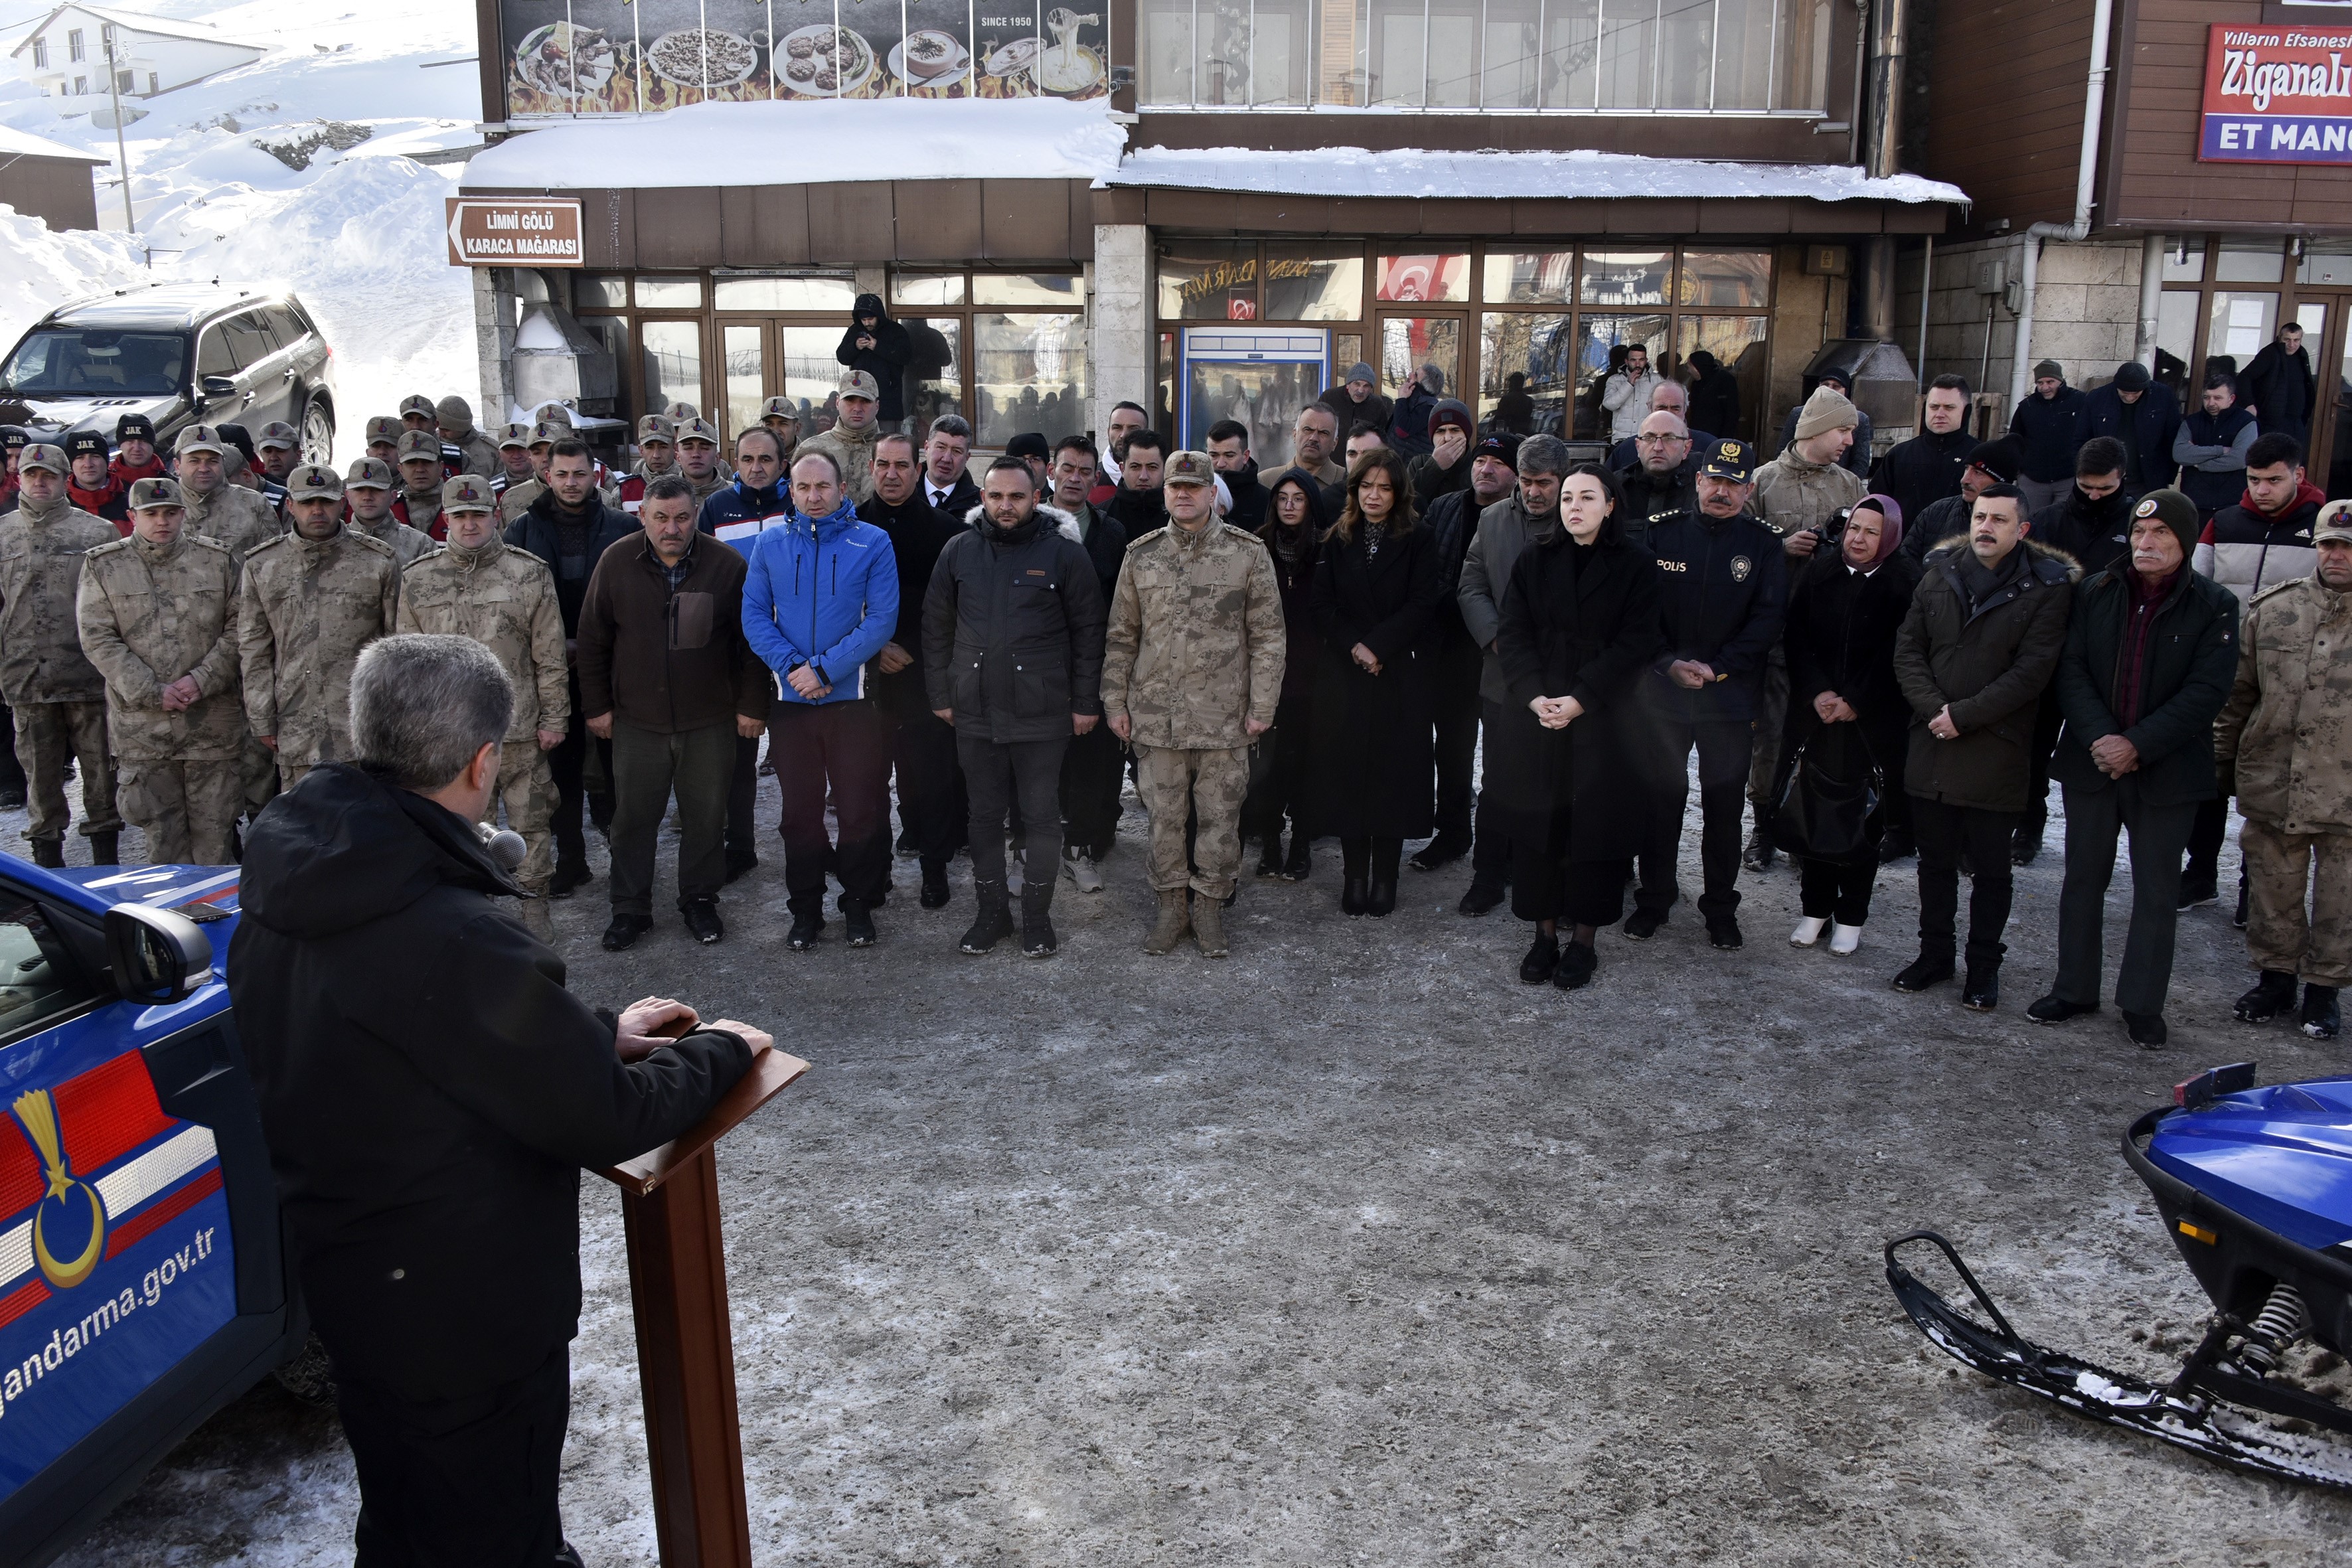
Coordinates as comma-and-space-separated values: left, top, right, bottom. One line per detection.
104, 903, 214, 1004
199, 375, 237, 398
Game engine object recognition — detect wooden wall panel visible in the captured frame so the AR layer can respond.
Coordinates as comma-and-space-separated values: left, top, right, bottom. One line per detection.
1919, 0, 2096, 230
974, 180, 1072, 260
802, 183, 898, 262
633, 188, 722, 270
896, 179, 984, 261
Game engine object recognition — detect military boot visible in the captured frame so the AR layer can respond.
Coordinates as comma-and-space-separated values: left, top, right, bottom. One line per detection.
30, 838, 64, 870
959, 880, 1014, 955
1191, 893, 1228, 958
1142, 890, 1190, 955
90, 831, 119, 866
1020, 884, 1057, 959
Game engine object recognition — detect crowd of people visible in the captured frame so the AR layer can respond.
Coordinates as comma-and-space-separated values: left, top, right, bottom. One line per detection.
0, 328, 2344, 1048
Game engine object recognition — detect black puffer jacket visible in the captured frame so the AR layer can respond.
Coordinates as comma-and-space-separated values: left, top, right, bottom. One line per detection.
2009, 383, 2092, 484
228, 764, 753, 1401
921, 505, 1107, 743
2032, 484, 2140, 579
836, 293, 912, 424
505, 492, 635, 635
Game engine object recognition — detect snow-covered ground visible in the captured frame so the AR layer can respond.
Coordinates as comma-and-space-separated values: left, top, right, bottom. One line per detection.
0, 0, 483, 461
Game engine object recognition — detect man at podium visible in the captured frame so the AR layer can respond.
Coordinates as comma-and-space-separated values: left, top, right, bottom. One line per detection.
229, 633, 772, 1567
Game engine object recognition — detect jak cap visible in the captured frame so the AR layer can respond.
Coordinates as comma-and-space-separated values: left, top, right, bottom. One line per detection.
256, 420, 299, 451
173, 424, 226, 457
287, 462, 343, 502
1162, 450, 1214, 488
441, 473, 496, 512
1696, 438, 1755, 484
19, 443, 67, 475
1, 427, 29, 454
365, 415, 403, 447
674, 417, 720, 446
498, 421, 533, 450
115, 412, 155, 443
64, 429, 107, 460
2315, 499, 2352, 546
395, 430, 443, 463
837, 370, 880, 402
1472, 430, 1522, 467
435, 394, 473, 427
127, 476, 183, 510
759, 396, 802, 424
635, 414, 676, 445
398, 393, 437, 419
345, 457, 394, 490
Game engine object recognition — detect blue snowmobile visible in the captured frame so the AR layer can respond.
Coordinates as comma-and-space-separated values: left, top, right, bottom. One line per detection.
1889, 1061, 2352, 1489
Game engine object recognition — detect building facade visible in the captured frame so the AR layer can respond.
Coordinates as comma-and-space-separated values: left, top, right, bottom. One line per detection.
7, 5, 265, 103
459, 0, 1966, 469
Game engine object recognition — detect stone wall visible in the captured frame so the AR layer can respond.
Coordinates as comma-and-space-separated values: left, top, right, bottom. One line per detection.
1090, 224, 1150, 443
1893, 234, 2144, 420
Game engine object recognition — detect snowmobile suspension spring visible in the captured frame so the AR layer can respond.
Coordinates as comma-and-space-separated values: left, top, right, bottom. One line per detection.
2243, 1283, 2311, 1374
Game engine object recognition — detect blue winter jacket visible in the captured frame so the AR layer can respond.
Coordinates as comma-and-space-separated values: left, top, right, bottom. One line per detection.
741, 499, 899, 704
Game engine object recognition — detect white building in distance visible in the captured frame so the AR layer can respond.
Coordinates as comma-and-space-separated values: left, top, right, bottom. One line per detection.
9, 5, 262, 103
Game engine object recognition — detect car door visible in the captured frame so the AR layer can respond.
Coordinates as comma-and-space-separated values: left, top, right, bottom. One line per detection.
218, 311, 285, 433
192, 321, 246, 426
0, 865, 298, 1567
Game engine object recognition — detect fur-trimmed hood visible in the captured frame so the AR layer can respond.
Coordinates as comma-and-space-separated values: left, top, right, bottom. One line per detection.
1924, 532, 2084, 584
963, 501, 1083, 543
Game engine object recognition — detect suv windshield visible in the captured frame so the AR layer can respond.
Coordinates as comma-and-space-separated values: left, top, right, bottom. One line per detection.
0, 328, 189, 398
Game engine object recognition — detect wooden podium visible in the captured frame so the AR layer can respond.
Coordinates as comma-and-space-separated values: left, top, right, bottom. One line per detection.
598, 1047, 809, 1568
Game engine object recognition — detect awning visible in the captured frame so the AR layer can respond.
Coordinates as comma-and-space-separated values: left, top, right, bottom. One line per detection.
1107, 145, 1968, 208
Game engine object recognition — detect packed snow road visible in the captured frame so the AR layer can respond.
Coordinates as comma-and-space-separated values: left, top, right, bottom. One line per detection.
29, 785, 2352, 1567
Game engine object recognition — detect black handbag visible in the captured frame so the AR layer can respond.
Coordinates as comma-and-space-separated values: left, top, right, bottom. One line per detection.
1773, 734, 1882, 866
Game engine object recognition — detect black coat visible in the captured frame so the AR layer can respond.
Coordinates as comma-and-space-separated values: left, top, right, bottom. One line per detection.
2051, 565, 2240, 807
837, 294, 913, 423
228, 765, 752, 1401
1613, 461, 1698, 545
2086, 382, 2184, 493
1896, 493, 1972, 568
1220, 460, 1268, 531
1870, 428, 1974, 534
921, 509, 1107, 744
1782, 548, 1922, 779
2009, 384, 2092, 483
2031, 485, 2138, 579
925, 473, 981, 518
1257, 471, 1330, 706
1320, 385, 1394, 441
1892, 540, 2077, 813
1308, 523, 1445, 837
1687, 362, 1742, 440
859, 489, 961, 716
505, 493, 636, 635
1643, 510, 1789, 724
1490, 532, 1665, 860
2243, 341, 2316, 436
1420, 484, 1497, 653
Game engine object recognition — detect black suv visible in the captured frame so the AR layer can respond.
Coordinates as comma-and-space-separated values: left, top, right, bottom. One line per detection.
0, 285, 337, 461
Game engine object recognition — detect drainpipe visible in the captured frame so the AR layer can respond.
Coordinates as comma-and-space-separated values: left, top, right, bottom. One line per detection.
2009, 0, 2116, 410
2133, 232, 2165, 370
1861, 0, 1907, 343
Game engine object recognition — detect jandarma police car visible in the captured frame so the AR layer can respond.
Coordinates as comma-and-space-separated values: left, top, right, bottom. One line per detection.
0, 854, 301, 1568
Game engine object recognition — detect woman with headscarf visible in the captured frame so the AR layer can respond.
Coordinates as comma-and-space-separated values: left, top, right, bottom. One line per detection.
1491, 463, 1664, 990
1779, 493, 1921, 955
1308, 448, 1445, 916
1243, 469, 1330, 880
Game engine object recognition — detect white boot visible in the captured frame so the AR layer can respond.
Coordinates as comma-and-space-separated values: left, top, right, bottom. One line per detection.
1790, 915, 1828, 947
1828, 920, 1863, 956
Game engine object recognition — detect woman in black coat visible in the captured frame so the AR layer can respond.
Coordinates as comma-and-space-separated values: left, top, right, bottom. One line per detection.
1492, 463, 1664, 990
1243, 468, 1330, 881
1779, 494, 1920, 954
1309, 447, 1445, 916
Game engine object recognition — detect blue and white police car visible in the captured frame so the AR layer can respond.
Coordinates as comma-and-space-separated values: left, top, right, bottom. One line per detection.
0, 854, 301, 1568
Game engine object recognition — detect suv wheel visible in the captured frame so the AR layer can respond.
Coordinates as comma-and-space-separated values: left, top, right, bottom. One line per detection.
300, 398, 334, 465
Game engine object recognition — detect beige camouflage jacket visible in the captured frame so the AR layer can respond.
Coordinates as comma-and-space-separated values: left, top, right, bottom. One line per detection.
799, 426, 878, 504
179, 480, 284, 572
237, 527, 402, 766
497, 476, 544, 525
0, 494, 118, 704
396, 540, 571, 742
453, 429, 501, 479
2215, 574, 2352, 835
1101, 520, 1286, 749
76, 532, 244, 760
354, 514, 437, 568
1753, 449, 1865, 540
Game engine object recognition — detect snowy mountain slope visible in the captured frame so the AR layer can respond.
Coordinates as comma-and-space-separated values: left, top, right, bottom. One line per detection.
0, 0, 484, 461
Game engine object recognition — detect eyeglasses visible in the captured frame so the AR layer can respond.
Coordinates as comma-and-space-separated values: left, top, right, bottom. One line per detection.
1635, 433, 1689, 446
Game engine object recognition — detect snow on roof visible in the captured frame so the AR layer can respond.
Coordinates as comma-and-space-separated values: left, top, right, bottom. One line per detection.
463, 97, 1129, 191
1107, 145, 1970, 207
7, 3, 264, 58
0, 123, 110, 164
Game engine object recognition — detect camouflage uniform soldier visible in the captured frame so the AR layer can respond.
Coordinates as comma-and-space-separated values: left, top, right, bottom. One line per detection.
797, 376, 880, 505
76, 478, 243, 864
0, 444, 123, 866
436, 394, 503, 479
1101, 450, 1287, 957
363, 414, 402, 465
238, 463, 402, 789
497, 419, 565, 526
396, 475, 570, 940
2215, 501, 2352, 1041
172, 424, 284, 570
392, 430, 446, 538
343, 457, 436, 568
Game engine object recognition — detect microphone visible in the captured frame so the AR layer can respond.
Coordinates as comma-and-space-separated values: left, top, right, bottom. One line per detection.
475, 823, 527, 870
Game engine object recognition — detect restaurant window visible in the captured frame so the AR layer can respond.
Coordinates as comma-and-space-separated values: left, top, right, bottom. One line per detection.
712, 274, 858, 311
888, 268, 1089, 447
1140, 0, 1833, 111
635, 275, 702, 309
639, 321, 704, 416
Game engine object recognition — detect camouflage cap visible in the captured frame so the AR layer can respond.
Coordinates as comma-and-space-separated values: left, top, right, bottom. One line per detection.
344, 457, 394, 490
395, 430, 443, 462
115, 412, 155, 443
19, 443, 67, 475
174, 424, 227, 457
2316, 499, 2352, 548
661, 401, 698, 423
760, 396, 802, 424
1162, 449, 1214, 488
64, 429, 107, 459
528, 419, 567, 447
498, 421, 534, 449
635, 414, 676, 445
398, 393, 437, 419
674, 417, 720, 446
441, 473, 496, 512
1696, 437, 1755, 484
434, 394, 473, 426
365, 415, 403, 447
538, 404, 576, 427
256, 420, 300, 451
286, 462, 343, 502
127, 476, 184, 510
837, 370, 880, 402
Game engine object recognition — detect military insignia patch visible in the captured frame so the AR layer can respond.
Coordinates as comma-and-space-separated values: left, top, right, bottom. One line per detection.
1731, 556, 1753, 582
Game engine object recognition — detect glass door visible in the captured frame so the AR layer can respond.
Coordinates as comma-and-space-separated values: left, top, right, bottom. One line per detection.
2315, 300, 2352, 503
1378, 313, 1464, 434
713, 319, 862, 443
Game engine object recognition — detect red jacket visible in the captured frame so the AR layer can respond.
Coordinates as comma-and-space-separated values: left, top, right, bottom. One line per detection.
108, 453, 165, 489
70, 474, 131, 532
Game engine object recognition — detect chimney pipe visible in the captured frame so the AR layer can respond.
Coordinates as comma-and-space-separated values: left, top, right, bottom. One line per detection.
1861, 0, 1907, 343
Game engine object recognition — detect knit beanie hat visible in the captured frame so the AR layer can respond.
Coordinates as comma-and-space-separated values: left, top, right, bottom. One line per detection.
2033, 359, 2065, 382
2129, 489, 2200, 560
1793, 384, 1859, 442
1428, 398, 1474, 438
1346, 362, 1376, 386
